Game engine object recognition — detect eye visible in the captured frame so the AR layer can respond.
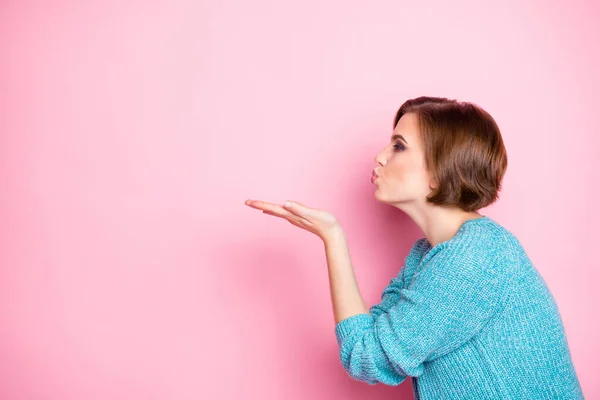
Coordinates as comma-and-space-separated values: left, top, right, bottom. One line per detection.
393, 142, 405, 151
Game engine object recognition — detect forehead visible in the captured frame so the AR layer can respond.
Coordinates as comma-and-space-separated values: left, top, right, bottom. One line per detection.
392, 112, 419, 143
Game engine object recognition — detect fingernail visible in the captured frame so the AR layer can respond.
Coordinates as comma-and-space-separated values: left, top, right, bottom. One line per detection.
284, 201, 291, 208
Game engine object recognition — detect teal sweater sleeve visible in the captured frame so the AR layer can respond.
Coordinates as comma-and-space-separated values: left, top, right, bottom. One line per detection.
369, 238, 429, 319
335, 234, 510, 385
368, 271, 405, 320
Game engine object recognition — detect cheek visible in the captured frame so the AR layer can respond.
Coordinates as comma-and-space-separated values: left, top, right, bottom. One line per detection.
389, 159, 429, 187
392, 159, 418, 179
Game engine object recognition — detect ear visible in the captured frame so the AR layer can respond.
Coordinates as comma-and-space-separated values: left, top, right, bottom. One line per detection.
429, 177, 438, 190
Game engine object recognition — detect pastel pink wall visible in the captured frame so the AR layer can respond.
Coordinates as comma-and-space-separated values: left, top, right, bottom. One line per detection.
1, 0, 598, 398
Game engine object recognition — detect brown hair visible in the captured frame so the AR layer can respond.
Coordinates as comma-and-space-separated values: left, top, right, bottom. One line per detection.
394, 96, 507, 212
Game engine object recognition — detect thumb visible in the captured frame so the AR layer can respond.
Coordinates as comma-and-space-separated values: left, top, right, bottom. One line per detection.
284, 200, 311, 216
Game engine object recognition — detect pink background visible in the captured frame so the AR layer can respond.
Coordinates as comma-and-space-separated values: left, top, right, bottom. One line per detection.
1, 0, 598, 399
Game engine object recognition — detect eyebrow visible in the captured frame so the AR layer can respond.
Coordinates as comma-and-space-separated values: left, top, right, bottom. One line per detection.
391, 134, 408, 144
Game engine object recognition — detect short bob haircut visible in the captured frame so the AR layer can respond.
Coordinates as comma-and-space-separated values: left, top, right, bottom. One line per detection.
394, 96, 507, 212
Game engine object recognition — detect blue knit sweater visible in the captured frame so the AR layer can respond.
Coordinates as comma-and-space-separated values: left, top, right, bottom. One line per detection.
334, 215, 584, 399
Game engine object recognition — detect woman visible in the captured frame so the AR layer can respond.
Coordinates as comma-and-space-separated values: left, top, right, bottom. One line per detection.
244, 96, 584, 399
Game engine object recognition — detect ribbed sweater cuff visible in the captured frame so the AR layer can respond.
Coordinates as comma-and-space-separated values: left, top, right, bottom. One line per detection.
335, 313, 374, 343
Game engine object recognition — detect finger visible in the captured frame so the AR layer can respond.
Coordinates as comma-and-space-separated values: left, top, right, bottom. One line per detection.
247, 200, 313, 225
263, 206, 313, 225
273, 212, 310, 229
245, 200, 277, 211
250, 200, 296, 217
283, 200, 315, 219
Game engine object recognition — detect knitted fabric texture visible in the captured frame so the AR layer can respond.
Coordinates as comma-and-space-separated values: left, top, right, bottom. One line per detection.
334, 215, 584, 399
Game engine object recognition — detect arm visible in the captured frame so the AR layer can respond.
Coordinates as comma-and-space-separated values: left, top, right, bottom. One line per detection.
244, 199, 368, 323
369, 238, 430, 319
334, 235, 511, 385
322, 226, 370, 324
368, 273, 404, 319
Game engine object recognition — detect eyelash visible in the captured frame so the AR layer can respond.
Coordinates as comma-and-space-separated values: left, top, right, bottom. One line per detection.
393, 142, 405, 151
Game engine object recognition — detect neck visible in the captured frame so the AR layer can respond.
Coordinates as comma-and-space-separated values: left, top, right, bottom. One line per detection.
403, 206, 483, 248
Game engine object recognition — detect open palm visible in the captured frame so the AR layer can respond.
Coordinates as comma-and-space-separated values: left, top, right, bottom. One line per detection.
244, 199, 341, 241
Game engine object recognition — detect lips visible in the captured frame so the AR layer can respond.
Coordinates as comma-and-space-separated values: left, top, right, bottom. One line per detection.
372, 169, 381, 183
371, 172, 378, 184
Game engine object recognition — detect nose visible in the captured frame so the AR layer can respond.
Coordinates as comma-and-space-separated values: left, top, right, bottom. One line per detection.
374, 151, 385, 166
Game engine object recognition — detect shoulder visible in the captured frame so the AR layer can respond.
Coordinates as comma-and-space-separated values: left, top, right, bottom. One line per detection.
424, 218, 522, 280
397, 237, 432, 281
408, 237, 430, 259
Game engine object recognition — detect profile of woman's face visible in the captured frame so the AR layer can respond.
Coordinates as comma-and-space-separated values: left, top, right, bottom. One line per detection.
373, 112, 434, 205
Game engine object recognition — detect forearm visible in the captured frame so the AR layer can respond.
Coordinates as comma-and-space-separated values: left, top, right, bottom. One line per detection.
322, 227, 370, 324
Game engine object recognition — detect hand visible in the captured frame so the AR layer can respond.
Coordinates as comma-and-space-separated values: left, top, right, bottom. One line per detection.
245, 199, 342, 242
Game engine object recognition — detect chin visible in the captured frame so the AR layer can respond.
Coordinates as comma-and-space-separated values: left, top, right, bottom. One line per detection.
374, 189, 392, 203
375, 189, 411, 205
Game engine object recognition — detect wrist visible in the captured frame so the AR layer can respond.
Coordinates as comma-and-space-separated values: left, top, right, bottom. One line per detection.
321, 224, 345, 246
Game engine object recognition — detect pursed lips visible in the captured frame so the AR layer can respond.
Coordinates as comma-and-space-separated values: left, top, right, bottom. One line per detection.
371, 170, 379, 183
